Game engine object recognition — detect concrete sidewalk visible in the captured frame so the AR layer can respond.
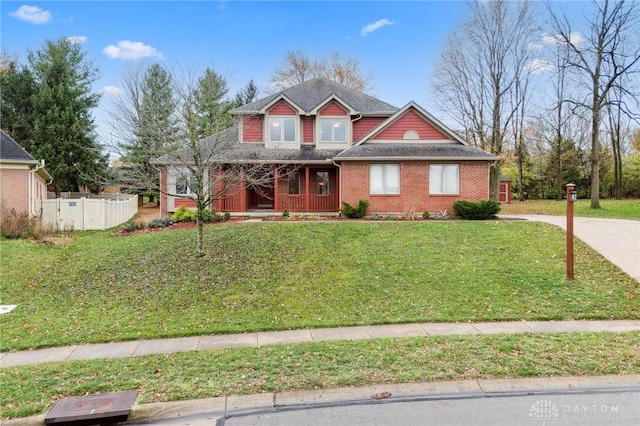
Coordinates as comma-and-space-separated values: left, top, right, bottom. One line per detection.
500, 215, 640, 282
2, 319, 640, 368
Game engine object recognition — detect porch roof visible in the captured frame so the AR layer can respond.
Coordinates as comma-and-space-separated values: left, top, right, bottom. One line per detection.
334, 143, 498, 161
217, 144, 342, 164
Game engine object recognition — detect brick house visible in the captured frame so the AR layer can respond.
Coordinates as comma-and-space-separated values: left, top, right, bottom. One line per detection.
0, 129, 53, 217
154, 78, 496, 216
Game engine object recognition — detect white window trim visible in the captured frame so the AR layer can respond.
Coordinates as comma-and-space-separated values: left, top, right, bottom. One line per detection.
370, 164, 400, 195
316, 116, 350, 149
429, 164, 459, 195
265, 115, 300, 148
172, 168, 208, 197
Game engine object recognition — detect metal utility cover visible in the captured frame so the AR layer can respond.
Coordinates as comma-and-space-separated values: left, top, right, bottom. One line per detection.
44, 390, 139, 424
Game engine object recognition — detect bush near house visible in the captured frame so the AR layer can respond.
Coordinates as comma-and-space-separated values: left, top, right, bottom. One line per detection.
453, 200, 501, 220
340, 199, 369, 218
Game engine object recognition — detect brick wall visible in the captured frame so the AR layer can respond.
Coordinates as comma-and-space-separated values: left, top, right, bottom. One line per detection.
341, 161, 490, 214
0, 168, 30, 214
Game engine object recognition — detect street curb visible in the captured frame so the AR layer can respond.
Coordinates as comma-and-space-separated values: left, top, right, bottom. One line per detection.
3, 375, 638, 425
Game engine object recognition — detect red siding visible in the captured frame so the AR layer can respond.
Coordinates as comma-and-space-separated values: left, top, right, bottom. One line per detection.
175, 198, 197, 208
353, 117, 386, 142
302, 117, 314, 144
242, 116, 263, 142
341, 161, 490, 214
160, 168, 168, 216
268, 100, 297, 115
319, 101, 347, 116
373, 109, 448, 140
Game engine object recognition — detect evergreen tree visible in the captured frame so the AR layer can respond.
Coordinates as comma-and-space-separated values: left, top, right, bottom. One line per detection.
26, 38, 108, 192
232, 79, 258, 107
123, 64, 179, 201
194, 68, 233, 138
0, 57, 36, 145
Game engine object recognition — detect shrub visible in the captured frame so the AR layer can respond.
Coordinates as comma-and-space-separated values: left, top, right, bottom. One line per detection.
453, 200, 501, 220
1, 208, 32, 239
201, 208, 212, 222
148, 217, 173, 228
422, 210, 430, 220
1, 208, 56, 239
340, 199, 369, 219
171, 206, 195, 222
122, 221, 146, 232
282, 209, 290, 218
224, 211, 231, 221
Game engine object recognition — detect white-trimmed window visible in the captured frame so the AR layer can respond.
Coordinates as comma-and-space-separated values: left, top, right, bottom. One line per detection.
429, 164, 459, 194
370, 164, 400, 195
175, 169, 198, 196
319, 118, 347, 142
269, 117, 296, 142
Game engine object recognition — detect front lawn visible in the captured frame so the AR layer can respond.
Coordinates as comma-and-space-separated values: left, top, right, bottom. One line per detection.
499, 199, 640, 219
1, 222, 639, 351
2, 331, 639, 418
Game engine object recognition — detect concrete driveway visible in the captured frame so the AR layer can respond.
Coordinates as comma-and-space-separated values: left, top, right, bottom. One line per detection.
501, 215, 640, 282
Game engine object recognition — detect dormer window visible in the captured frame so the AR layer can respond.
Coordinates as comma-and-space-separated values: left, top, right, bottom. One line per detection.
269, 117, 296, 142
319, 118, 347, 143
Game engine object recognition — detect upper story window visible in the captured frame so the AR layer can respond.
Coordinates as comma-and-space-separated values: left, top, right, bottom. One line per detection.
319, 118, 347, 143
269, 117, 296, 142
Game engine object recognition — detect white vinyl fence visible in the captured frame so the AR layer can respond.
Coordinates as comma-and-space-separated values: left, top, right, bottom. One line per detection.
41, 194, 138, 231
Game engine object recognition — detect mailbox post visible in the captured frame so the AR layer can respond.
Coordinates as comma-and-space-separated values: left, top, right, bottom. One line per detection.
566, 183, 576, 280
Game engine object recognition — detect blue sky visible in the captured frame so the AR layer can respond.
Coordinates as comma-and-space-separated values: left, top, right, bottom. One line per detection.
2, 1, 588, 143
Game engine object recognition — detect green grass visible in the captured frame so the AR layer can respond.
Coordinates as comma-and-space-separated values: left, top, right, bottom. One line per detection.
500, 199, 640, 219
1, 331, 639, 418
1, 222, 638, 351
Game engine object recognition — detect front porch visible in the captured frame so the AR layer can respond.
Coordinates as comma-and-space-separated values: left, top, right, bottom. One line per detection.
217, 165, 340, 213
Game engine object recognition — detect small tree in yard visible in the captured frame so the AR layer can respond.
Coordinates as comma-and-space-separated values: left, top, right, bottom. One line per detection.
106, 65, 291, 257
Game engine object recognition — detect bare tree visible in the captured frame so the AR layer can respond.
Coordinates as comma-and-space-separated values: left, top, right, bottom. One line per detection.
102, 66, 282, 257
548, 0, 640, 208
432, 0, 539, 199
270, 50, 373, 93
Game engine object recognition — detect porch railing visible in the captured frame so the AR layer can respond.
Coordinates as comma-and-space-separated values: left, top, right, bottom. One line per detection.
278, 194, 336, 212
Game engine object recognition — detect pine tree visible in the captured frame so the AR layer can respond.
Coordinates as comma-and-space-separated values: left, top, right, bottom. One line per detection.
27, 38, 108, 192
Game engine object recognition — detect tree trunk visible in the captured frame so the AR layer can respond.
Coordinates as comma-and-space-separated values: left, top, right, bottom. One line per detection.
195, 215, 204, 258
489, 162, 502, 201
590, 99, 601, 209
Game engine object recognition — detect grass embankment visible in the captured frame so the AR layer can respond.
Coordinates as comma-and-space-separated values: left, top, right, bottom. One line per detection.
500, 198, 640, 219
2, 332, 639, 418
1, 222, 638, 352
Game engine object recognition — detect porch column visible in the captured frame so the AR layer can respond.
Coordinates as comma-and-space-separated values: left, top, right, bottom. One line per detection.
216, 167, 223, 212
304, 166, 310, 212
240, 168, 246, 212
335, 167, 340, 211
274, 168, 279, 212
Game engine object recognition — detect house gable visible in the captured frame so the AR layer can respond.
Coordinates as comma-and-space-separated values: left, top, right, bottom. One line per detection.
359, 103, 463, 144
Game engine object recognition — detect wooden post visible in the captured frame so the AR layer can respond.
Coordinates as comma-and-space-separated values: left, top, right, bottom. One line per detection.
274, 168, 279, 212
566, 183, 576, 280
304, 166, 310, 212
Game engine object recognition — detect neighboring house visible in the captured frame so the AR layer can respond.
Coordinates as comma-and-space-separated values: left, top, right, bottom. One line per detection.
0, 129, 53, 217
153, 78, 497, 216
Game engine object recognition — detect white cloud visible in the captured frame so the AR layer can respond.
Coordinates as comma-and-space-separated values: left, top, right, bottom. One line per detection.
528, 42, 543, 51
102, 40, 163, 60
67, 35, 87, 45
542, 32, 584, 46
528, 59, 555, 74
361, 18, 395, 37
101, 86, 123, 96
10, 5, 51, 24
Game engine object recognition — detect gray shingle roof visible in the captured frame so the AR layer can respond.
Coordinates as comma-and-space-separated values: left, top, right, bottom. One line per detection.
0, 129, 37, 163
335, 143, 498, 161
151, 126, 340, 165
231, 78, 398, 116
